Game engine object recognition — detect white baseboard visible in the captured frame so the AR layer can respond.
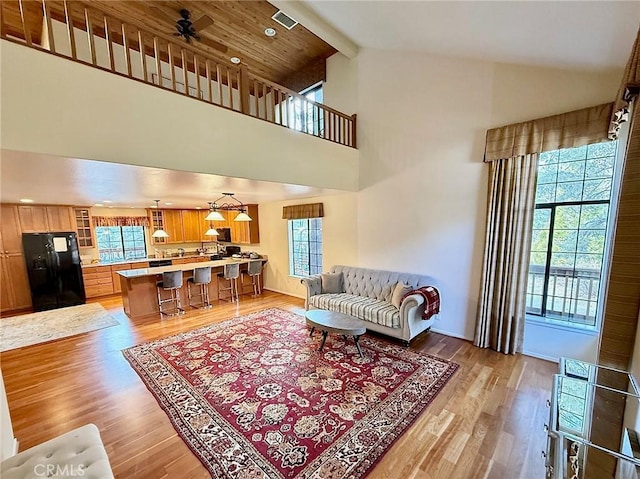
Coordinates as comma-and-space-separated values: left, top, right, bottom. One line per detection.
11, 438, 18, 456
522, 350, 559, 363
430, 327, 473, 341
263, 288, 305, 300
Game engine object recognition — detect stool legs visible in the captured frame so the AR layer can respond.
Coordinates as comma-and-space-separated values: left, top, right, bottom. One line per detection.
157, 287, 184, 317
188, 281, 212, 309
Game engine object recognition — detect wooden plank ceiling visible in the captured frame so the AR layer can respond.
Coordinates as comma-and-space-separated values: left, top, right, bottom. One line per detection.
3, 0, 337, 90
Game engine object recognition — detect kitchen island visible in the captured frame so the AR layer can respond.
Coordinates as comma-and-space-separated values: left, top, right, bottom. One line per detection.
117, 258, 266, 319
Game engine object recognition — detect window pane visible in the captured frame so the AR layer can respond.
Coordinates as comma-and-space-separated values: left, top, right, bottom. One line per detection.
526, 140, 616, 327
289, 218, 322, 276
557, 161, 585, 183
554, 181, 584, 202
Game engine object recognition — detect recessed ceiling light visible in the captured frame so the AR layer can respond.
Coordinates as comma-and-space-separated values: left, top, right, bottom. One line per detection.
164, 202, 173, 206
94, 203, 104, 207
195, 206, 202, 210
19, 198, 34, 203
230, 57, 241, 64
265, 28, 276, 37
108, 206, 114, 208
151, 204, 158, 208
103, 200, 113, 203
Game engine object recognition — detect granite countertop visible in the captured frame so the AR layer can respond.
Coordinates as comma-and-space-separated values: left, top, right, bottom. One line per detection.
117, 258, 267, 279
81, 256, 203, 268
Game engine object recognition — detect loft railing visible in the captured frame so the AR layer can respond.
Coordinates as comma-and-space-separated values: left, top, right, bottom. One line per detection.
0, 0, 357, 148
526, 264, 601, 326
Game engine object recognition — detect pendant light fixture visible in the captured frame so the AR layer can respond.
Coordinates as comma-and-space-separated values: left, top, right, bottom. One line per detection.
151, 200, 169, 238
204, 201, 225, 221
204, 193, 252, 222
204, 222, 219, 236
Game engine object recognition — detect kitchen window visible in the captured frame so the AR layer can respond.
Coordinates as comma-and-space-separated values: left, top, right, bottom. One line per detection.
526, 141, 618, 329
96, 226, 147, 263
288, 218, 322, 277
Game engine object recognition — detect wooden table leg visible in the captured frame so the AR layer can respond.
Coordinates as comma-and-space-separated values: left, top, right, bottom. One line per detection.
353, 335, 363, 358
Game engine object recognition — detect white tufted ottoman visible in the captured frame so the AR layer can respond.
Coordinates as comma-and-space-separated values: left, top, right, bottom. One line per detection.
1, 424, 114, 479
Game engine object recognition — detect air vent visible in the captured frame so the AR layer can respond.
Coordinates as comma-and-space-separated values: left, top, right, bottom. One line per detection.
271, 10, 298, 30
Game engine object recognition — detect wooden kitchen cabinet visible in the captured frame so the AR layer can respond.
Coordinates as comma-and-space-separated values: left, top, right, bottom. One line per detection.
17, 205, 75, 233
83, 265, 114, 298
110, 264, 131, 294
74, 208, 94, 248
181, 210, 202, 242
46, 206, 75, 231
149, 209, 167, 245
163, 210, 184, 244
230, 205, 260, 244
1, 205, 23, 253
17, 205, 49, 232
0, 253, 32, 312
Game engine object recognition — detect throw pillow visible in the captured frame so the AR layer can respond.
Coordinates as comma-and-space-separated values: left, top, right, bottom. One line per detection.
321, 272, 344, 294
391, 282, 413, 309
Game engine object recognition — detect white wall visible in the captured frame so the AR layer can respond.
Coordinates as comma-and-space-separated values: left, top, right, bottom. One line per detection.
0, 40, 359, 192
258, 194, 358, 298
0, 368, 17, 461
353, 48, 622, 349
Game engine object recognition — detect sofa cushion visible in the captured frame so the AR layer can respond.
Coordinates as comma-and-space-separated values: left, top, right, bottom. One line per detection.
321, 272, 344, 294
309, 293, 400, 329
330, 265, 434, 302
391, 282, 412, 309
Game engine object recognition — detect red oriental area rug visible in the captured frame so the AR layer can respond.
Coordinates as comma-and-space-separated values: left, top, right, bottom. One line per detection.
123, 308, 458, 478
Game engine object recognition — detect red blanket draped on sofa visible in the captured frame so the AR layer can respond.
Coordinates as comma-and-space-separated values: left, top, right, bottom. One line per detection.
403, 286, 440, 320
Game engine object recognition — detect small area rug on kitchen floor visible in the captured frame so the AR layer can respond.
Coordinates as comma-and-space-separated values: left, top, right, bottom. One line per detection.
0, 303, 119, 352
123, 307, 458, 478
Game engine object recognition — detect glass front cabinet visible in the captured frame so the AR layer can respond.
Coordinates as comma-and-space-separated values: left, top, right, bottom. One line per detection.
545, 358, 640, 478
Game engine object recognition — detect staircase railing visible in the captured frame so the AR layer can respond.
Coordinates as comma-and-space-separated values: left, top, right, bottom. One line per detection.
0, 0, 357, 148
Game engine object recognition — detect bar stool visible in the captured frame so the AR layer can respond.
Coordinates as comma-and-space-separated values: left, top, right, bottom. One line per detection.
188, 267, 212, 309
156, 271, 184, 316
241, 260, 263, 296
217, 263, 240, 303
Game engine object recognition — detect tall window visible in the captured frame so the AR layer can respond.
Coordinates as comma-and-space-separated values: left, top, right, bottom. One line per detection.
526, 141, 618, 328
96, 226, 147, 262
288, 218, 322, 277
284, 84, 323, 136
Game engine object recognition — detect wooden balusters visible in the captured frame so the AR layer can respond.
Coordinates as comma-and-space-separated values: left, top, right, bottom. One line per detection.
42, 0, 55, 52
121, 23, 131, 76
85, 7, 96, 65
153, 36, 162, 87
181, 48, 188, 96
18, 0, 32, 46
138, 31, 148, 82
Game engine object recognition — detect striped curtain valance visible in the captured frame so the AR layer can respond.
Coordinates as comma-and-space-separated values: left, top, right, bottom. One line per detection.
93, 216, 150, 227
610, 25, 640, 139
282, 203, 324, 220
484, 103, 613, 162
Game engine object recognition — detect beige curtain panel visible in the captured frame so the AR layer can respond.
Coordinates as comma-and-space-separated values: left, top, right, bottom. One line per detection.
484, 103, 613, 162
282, 203, 324, 220
474, 154, 538, 354
610, 25, 640, 139
93, 216, 150, 227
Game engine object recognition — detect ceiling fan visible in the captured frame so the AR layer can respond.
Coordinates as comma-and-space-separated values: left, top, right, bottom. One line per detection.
149, 6, 228, 53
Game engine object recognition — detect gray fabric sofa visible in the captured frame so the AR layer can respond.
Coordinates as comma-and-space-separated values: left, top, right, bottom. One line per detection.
301, 265, 438, 344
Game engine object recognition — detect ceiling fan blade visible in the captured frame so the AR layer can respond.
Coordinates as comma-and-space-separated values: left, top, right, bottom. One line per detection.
191, 15, 214, 32
149, 6, 178, 25
197, 36, 228, 53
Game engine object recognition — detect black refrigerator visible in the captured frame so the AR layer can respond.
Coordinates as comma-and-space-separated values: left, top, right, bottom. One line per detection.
22, 232, 86, 312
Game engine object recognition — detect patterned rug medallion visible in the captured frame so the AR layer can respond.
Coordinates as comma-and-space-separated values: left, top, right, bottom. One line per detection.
1, 303, 119, 352
123, 308, 458, 478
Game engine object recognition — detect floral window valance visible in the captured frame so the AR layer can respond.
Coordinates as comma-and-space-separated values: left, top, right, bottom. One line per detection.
92, 216, 150, 227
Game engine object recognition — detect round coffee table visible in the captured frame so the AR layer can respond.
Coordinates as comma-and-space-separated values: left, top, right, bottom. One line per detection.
305, 309, 367, 357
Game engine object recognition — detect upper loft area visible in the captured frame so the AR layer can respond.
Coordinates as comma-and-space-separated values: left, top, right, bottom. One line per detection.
0, 0, 356, 149
0, 1, 359, 194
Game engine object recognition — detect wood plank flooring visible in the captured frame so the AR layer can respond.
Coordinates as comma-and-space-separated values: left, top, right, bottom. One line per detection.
0, 292, 556, 478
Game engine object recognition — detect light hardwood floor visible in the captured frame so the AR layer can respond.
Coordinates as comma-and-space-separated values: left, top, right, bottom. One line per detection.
1, 292, 555, 478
